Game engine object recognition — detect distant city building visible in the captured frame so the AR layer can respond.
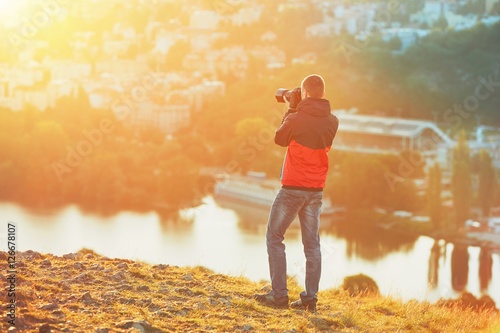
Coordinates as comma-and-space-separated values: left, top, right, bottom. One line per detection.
43, 60, 92, 81
1, 0, 498, 145
407, 0, 499, 30
0, 64, 44, 88
183, 52, 212, 74
231, 6, 263, 26
95, 58, 148, 76
0, 79, 78, 111
87, 87, 120, 110
196, 47, 249, 78
103, 39, 134, 58
423, 1, 447, 14
12, 87, 49, 111
131, 101, 190, 134
189, 33, 213, 52
278, 2, 308, 12
486, 0, 500, 14
190, 10, 220, 30
380, 28, 430, 51
0, 97, 22, 111
468, 126, 500, 168
480, 16, 500, 27
250, 46, 287, 69
334, 111, 500, 170
112, 23, 137, 40
446, 14, 478, 31
198, 80, 226, 97
334, 111, 454, 166
260, 31, 277, 43
47, 80, 79, 107
67, 0, 117, 23
217, 47, 249, 78
0, 79, 9, 98
185, 31, 226, 53
307, 3, 376, 37
306, 23, 335, 38
0, 63, 82, 111
292, 52, 317, 65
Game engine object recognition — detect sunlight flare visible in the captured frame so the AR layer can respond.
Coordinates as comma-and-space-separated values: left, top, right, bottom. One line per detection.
0, 0, 25, 13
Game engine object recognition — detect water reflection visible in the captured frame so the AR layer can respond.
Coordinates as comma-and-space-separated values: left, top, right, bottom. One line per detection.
2, 199, 499, 306
216, 198, 420, 262
216, 199, 270, 234
451, 245, 470, 292
216, 200, 338, 237
157, 210, 195, 235
479, 248, 493, 291
428, 240, 441, 288
328, 222, 418, 261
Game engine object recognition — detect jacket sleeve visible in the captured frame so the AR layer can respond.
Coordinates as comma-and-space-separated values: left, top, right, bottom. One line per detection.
331, 115, 339, 141
274, 112, 297, 147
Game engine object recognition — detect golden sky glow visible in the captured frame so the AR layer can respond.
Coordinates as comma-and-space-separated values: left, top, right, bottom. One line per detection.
0, 0, 25, 18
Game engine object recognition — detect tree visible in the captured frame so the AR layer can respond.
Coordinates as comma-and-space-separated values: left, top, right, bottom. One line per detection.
433, 15, 449, 30
157, 154, 200, 209
389, 36, 403, 51
165, 40, 191, 70
451, 245, 469, 291
478, 150, 496, 218
233, 117, 271, 174
457, 0, 486, 15
427, 162, 443, 230
329, 153, 388, 211
491, 2, 500, 15
407, 0, 426, 15
76, 86, 91, 113
33, 121, 69, 161
452, 131, 472, 229
0, 161, 21, 200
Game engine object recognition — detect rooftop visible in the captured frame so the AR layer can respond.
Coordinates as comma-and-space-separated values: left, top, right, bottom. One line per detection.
335, 112, 454, 145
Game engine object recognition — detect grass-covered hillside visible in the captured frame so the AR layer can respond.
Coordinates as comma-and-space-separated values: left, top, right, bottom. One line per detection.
2, 249, 499, 333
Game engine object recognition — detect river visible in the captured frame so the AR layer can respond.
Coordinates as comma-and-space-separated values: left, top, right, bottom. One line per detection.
1, 197, 499, 305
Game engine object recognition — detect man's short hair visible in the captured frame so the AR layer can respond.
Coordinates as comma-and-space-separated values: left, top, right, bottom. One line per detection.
301, 74, 325, 98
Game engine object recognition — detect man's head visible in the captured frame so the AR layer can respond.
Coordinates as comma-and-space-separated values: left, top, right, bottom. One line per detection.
301, 74, 325, 100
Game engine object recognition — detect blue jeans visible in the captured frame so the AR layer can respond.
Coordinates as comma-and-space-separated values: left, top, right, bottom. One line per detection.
266, 187, 322, 301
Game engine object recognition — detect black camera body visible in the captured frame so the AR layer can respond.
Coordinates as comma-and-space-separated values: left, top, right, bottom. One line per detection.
275, 87, 301, 104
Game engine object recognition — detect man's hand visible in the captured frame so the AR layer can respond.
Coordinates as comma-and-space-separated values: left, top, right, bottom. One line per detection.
284, 87, 301, 111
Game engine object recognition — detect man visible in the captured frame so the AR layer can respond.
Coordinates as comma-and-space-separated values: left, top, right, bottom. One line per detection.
254, 74, 339, 312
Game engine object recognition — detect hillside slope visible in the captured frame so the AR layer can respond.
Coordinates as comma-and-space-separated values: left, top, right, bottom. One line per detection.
2, 249, 499, 333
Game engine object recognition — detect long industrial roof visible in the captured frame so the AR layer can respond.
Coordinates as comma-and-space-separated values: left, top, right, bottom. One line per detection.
335, 112, 454, 145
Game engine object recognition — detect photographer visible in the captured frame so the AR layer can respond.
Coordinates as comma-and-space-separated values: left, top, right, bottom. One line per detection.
254, 74, 339, 312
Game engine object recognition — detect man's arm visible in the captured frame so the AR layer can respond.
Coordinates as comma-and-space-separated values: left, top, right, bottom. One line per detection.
274, 112, 297, 147
275, 87, 301, 147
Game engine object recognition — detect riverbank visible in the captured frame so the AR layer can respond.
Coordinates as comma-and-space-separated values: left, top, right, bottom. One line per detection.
375, 220, 500, 251
344, 209, 500, 251
2, 250, 499, 333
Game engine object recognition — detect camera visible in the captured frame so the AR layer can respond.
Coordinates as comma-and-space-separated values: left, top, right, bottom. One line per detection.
275, 87, 301, 103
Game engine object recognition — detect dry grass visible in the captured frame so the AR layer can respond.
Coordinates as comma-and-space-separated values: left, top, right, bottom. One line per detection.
1, 249, 498, 333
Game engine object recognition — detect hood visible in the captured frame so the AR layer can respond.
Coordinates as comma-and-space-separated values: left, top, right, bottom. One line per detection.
296, 97, 331, 117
